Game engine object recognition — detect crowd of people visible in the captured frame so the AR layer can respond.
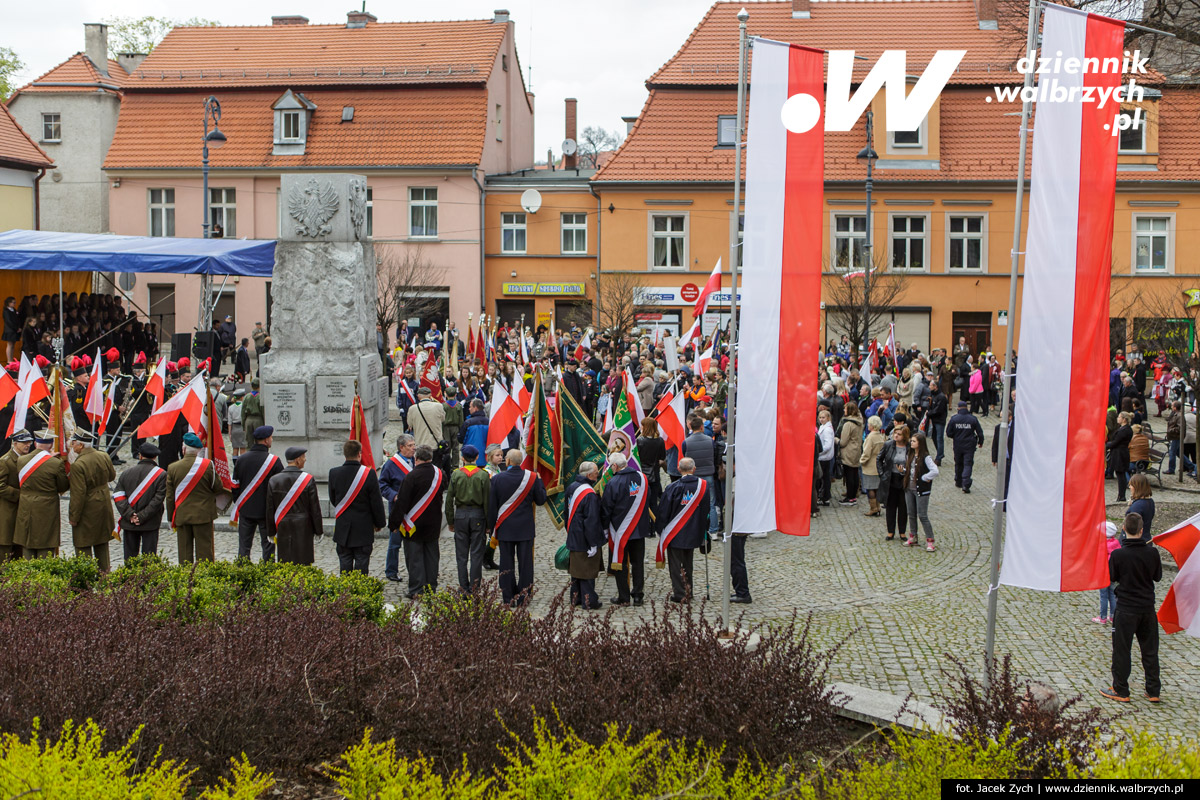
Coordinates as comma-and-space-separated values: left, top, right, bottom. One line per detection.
3, 293, 160, 368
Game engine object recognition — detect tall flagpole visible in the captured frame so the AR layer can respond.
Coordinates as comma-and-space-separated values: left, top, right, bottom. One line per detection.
721, 8, 749, 635
985, 0, 1039, 679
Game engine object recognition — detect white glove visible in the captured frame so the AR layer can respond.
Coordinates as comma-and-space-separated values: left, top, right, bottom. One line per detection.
587, 546, 597, 557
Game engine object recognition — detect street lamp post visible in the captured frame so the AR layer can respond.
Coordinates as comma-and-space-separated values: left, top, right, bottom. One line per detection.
856, 112, 878, 363
200, 96, 227, 335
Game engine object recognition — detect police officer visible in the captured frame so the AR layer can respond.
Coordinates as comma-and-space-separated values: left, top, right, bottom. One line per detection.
486, 449, 547, 606
656, 456, 711, 604
563, 460, 604, 609
230, 425, 283, 561
947, 400, 984, 493
601, 451, 651, 607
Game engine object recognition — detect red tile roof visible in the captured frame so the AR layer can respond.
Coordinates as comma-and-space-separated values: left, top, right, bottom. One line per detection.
9, 53, 128, 97
104, 88, 487, 169
124, 19, 507, 89
651, 1, 1024, 87
0, 103, 54, 169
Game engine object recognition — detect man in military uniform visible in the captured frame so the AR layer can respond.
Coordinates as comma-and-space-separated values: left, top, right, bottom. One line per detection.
67, 430, 117, 571
102, 347, 128, 464
393, 444, 447, 598
114, 441, 168, 560
601, 452, 651, 607
0, 429, 34, 561
126, 352, 154, 460
230, 425, 283, 562
14, 433, 69, 558
266, 446, 323, 565
564, 461, 604, 610
444, 443, 490, 593
240, 378, 265, 437
328, 439, 386, 574
486, 449, 547, 607
656, 457, 711, 604
166, 432, 221, 563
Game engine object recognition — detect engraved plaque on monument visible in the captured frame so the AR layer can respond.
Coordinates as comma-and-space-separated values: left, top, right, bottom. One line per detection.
316, 376, 355, 429
375, 377, 390, 429
264, 383, 307, 436
359, 354, 382, 408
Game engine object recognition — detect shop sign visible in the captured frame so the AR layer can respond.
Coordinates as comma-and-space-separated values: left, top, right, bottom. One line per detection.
502, 282, 585, 296
636, 286, 742, 306
680, 283, 700, 303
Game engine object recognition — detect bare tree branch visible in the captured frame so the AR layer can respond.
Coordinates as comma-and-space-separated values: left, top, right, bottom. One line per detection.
578, 125, 623, 169
374, 246, 448, 349
821, 255, 912, 359
593, 272, 649, 337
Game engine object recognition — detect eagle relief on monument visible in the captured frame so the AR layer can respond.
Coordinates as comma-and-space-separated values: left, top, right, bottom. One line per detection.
287, 178, 340, 238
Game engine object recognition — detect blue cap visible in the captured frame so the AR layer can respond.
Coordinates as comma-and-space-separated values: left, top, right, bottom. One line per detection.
253, 425, 274, 440
461, 444, 479, 462
182, 432, 203, 448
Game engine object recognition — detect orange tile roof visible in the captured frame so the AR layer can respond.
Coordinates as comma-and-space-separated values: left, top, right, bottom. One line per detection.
124, 19, 506, 89
10, 53, 128, 97
0, 103, 54, 169
594, 86, 1200, 184
104, 88, 487, 169
651, 1, 1024, 87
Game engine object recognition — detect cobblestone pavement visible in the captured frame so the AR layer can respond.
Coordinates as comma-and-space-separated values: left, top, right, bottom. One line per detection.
57, 410, 1200, 740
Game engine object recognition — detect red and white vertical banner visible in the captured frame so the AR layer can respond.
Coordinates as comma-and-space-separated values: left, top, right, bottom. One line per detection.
1001, 4, 1124, 592
732, 38, 824, 537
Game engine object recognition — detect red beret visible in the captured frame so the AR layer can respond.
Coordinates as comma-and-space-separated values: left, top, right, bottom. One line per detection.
133, 351, 147, 365
105, 347, 120, 363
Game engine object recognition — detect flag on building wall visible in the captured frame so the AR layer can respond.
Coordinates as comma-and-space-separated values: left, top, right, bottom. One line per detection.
732, 38, 825, 537
1001, 4, 1125, 592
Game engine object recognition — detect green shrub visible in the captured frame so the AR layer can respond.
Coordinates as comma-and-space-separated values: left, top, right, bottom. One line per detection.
200, 754, 277, 799
327, 730, 491, 800
1085, 731, 1200, 779
416, 587, 529, 634
0, 553, 102, 603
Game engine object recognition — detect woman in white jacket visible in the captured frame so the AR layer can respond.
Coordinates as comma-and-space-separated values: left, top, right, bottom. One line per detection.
903, 431, 940, 551
817, 408, 836, 506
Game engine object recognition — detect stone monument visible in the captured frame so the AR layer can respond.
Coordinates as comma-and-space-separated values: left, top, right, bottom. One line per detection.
259, 173, 384, 499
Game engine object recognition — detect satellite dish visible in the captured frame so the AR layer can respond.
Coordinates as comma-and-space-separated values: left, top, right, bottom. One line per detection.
520, 189, 543, 214
118, 273, 136, 291
561, 138, 578, 156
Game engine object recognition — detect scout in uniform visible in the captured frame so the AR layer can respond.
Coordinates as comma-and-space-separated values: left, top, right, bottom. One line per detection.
13, 433, 69, 558
266, 446, 323, 565
444, 443, 490, 593
165, 432, 221, 563
67, 430, 118, 571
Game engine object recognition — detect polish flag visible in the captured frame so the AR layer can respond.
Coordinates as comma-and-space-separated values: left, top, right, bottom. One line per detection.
1155, 513, 1200, 636
83, 348, 105, 424
731, 38, 824, 538
146, 356, 168, 412
511, 374, 531, 414
696, 342, 714, 376
137, 372, 207, 438
8, 353, 50, 436
692, 258, 723, 319
654, 381, 687, 452
678, 319, 700, 350
573, 328, 591, 361
1000, 4, 1125, 592
885, 322, 897, 361
622, 366, 645, 427
487, 376, 522, 447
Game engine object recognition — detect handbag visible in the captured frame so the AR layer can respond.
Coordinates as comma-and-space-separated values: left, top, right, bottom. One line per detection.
554, 544, 571, 571
415, 401, 450, 458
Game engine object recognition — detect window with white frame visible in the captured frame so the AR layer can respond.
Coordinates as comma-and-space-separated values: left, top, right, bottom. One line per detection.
501, 212, 527, 253
561, 213, 587, 254
651, 214, 686, 269
409, 187, 438, 237
1134, 216, 1172, 272
891, 215, 927, 270
947, 214, 985, 271
365, 187, 373, 238
717, 115, 737, 146
41, 113, 61, 142
1118, 107, 1146, 154
832, 214, 867, 270
282, 110, 302, 141
208, 188, 236, 237
148, 188, 175, 237
892, 128, 921, 148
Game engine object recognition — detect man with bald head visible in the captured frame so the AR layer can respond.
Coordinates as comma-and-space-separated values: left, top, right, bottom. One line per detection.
486, 449, 547, 606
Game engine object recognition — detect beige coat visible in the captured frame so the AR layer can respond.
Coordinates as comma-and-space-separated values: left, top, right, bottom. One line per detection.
410, 400, 446, 450
897, 376, 915, 407
859, 431, 887, 476
838, 416, 863, 466
68, 448, 117, 548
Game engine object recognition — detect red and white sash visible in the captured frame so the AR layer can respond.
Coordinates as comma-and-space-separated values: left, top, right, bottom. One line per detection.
567, 483, 596, 533
656, 478, 706, 563
400, 381, 416, 404
402, 466, 444, 534
172, 457, 211, 525
229, 454, 279, 522
608, 476, 647, 566
18, 451, 52, 487
114, 466, 166, 506
495, 469, 534, 529
273, 472, 314, 528
333, 465, 370, 518
389, 454, 412, 475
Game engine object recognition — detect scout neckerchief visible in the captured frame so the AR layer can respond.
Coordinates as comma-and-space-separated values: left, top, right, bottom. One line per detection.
656, 478, 707, 564
608, 473, 647, 567
273, 472, 314, 527
332, 465, 370, 518
18, 451, 51, 486
172, 457, 212, 525
228, 453, 279, 522
401, 465, 444, 536
494, 468, 534, 529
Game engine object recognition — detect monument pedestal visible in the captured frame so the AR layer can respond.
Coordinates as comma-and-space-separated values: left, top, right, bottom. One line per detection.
259, 174, 386, 508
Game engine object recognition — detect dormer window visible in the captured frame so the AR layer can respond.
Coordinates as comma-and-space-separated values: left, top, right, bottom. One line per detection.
892, 128, 921, 148
272, 89, 317, 155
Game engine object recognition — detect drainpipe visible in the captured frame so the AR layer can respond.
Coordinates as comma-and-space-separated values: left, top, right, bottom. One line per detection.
473, 167, 486, 314
33, 168, 46, 229
589, 183, 602, 328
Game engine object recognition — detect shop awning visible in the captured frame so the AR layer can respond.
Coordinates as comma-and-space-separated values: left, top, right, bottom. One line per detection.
0, 229, 276, 277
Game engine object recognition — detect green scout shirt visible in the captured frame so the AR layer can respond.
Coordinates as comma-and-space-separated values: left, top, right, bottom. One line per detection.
444, 464, 490, 524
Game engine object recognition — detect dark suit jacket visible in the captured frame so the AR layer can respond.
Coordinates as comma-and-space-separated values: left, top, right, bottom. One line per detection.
390, 461, 446, 542
601, 466, 651, 541
564, 477, 604, 552
328, 460, 386, 547
231, 443, 283, 520
655, 474, 710, 550
486, 466, 546, 542
267, 467, 323, 563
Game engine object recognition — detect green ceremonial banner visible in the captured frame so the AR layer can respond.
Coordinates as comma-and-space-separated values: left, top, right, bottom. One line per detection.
546, 387, 608, 528
531, 375, 561, 492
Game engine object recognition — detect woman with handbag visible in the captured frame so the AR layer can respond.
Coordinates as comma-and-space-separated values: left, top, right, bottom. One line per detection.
859, 415, 887, 516
816, 408, 836, 507
838, 401, 863, 506
903, 431, 939, 551
876, 425, 911, 541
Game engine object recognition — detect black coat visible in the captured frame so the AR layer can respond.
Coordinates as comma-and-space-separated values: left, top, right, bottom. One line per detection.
991, 420, 1015, 500
390, 462, 446, 542
328, 461, 386, 547
266, 467, 323, 564
655, 474, 709, 551
235, 346, 251, 376
113, 459, 168, 532
601, 466, 652, 541
560, 369, 589, 409
564, 477, 604, 552
231, 444, 283, 520
947, 411, 984, 451
1107, 424, 1132, 472
487, 467, 547, 542
927, 390, 949, 423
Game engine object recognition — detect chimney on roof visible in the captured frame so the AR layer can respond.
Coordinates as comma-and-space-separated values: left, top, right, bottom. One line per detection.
493, 9, 510, 24
792, 0, 811, 20
272, 15, 310, 25
346, 10, 377, 28
84, 23, 109, 76
622, 116, 637, 135
974, 0, 999, 30
564, 98, 578, 170
117, 52, 147, 74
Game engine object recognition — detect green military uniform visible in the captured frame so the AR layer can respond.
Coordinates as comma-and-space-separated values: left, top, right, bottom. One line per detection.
68, 447, 117, 570
14, 451, 70, 556
0, 448, 23, 561
442, 402, 465, 468
444, 462, 491, 592
241, 391, 265, 436
165, 455, 221, 563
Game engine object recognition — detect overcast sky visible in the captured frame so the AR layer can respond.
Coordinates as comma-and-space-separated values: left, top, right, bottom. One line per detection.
5, 0, 718, 158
